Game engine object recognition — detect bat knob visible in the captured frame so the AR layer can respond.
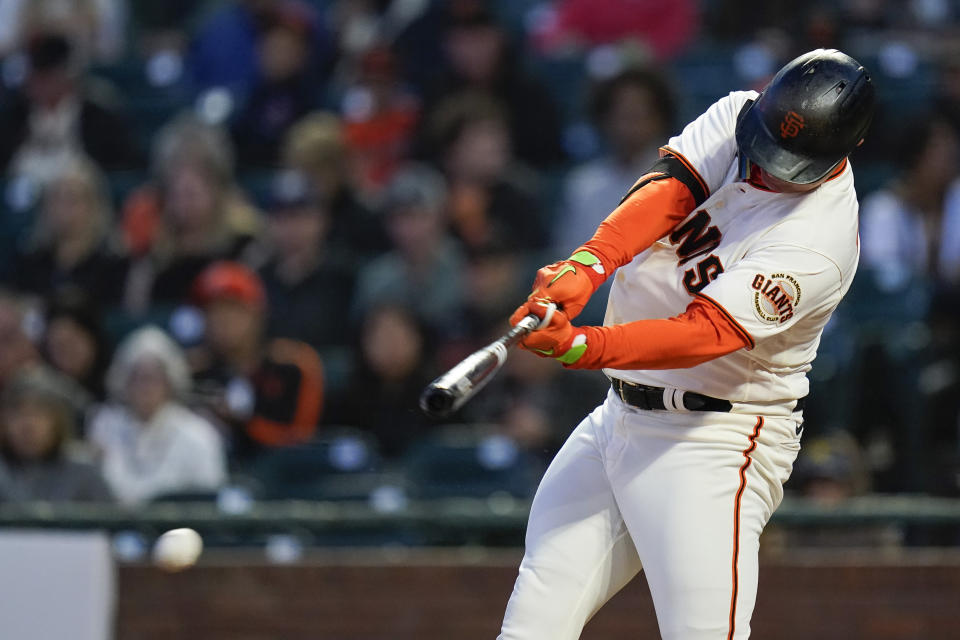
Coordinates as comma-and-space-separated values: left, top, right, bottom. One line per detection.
419, 385, 457, 418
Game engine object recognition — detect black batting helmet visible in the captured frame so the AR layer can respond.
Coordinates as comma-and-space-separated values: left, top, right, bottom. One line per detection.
735, 49, 876, 184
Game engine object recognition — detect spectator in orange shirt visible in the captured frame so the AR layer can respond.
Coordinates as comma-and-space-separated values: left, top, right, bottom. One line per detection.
340, 45, 420, 198
190, 261, 324, 460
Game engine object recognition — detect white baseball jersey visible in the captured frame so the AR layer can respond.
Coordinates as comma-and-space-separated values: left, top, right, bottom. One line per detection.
603, 90, 860, 414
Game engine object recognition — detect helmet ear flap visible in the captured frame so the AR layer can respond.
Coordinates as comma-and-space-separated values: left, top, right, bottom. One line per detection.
736, 98, 755, 127
735, 99, 757, 180
738, 152, 751, 181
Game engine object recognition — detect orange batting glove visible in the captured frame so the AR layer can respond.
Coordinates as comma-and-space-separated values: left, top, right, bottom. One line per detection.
527, 249, 607, 320
510, 299, 589, 365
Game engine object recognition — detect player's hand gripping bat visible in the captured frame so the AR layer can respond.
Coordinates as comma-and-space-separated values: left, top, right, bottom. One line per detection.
419, 308, 552, 418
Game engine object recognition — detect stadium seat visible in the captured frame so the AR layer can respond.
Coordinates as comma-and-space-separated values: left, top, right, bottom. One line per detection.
843, 267, 933, 338
403, 425, 546, 499
105, 169, 148, 208
249, 427, 383, 500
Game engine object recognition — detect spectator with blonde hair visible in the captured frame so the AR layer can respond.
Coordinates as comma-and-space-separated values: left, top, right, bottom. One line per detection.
282, 111, 387, 264
11, 155, 128, 306
283, 112, 350, 202
87, 326, 226, 505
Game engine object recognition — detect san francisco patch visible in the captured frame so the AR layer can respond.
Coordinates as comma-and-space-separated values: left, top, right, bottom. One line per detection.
751, 273, 801, 324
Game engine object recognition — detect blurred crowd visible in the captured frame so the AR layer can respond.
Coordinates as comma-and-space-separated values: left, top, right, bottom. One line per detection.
0, 0, 959, 509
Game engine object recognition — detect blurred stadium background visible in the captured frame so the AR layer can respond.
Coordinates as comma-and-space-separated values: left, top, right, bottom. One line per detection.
0, 0, 959, 638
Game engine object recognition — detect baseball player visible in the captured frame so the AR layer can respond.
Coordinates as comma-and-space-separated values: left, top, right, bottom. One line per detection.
498, 49, 875, 639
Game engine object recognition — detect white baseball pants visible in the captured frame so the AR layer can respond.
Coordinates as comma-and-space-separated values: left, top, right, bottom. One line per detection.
498, 389, 801, 639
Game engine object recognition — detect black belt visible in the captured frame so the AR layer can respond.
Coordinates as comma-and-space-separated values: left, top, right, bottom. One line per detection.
610, 378, 807, 414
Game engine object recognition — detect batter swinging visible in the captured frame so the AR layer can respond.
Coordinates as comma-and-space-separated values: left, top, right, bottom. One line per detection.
499, 49, 875, 639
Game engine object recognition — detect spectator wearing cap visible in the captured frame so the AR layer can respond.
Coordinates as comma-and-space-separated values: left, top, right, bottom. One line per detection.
10, 155, 129, 307
86, 327, 226, 505
0, 30, 140, 183
762, 431, 900, 549
352, 164, 466, 334
191, 261, 325, 459
0, 368, 112, 503
282, 112, 389, 265
418, 0, 565, 169
255, 170, 356, 355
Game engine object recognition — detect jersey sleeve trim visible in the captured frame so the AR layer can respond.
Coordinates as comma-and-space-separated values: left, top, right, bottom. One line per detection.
696, 292, 756, 350
617, 173, 672, 206
659, 145, 710, 206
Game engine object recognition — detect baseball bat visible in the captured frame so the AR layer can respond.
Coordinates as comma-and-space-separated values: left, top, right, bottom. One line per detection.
419, 314, 541, 418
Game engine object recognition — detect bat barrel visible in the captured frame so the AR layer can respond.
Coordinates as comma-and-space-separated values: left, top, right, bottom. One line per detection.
420, 386, 457, 417
418, 314, 541, 418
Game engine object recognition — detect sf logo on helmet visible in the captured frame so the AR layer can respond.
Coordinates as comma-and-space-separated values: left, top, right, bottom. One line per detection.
779, 111, 805, 138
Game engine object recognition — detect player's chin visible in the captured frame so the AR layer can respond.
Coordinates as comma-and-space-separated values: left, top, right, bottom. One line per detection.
760, 169, 824, 193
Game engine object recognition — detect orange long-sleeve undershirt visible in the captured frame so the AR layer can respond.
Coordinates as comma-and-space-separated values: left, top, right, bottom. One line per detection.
567, 295, 753, 370
565, 160, 754, 370
579, 172, 695, 273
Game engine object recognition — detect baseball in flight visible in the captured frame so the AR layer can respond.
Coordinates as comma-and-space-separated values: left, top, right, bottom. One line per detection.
152, 527, 204, 571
